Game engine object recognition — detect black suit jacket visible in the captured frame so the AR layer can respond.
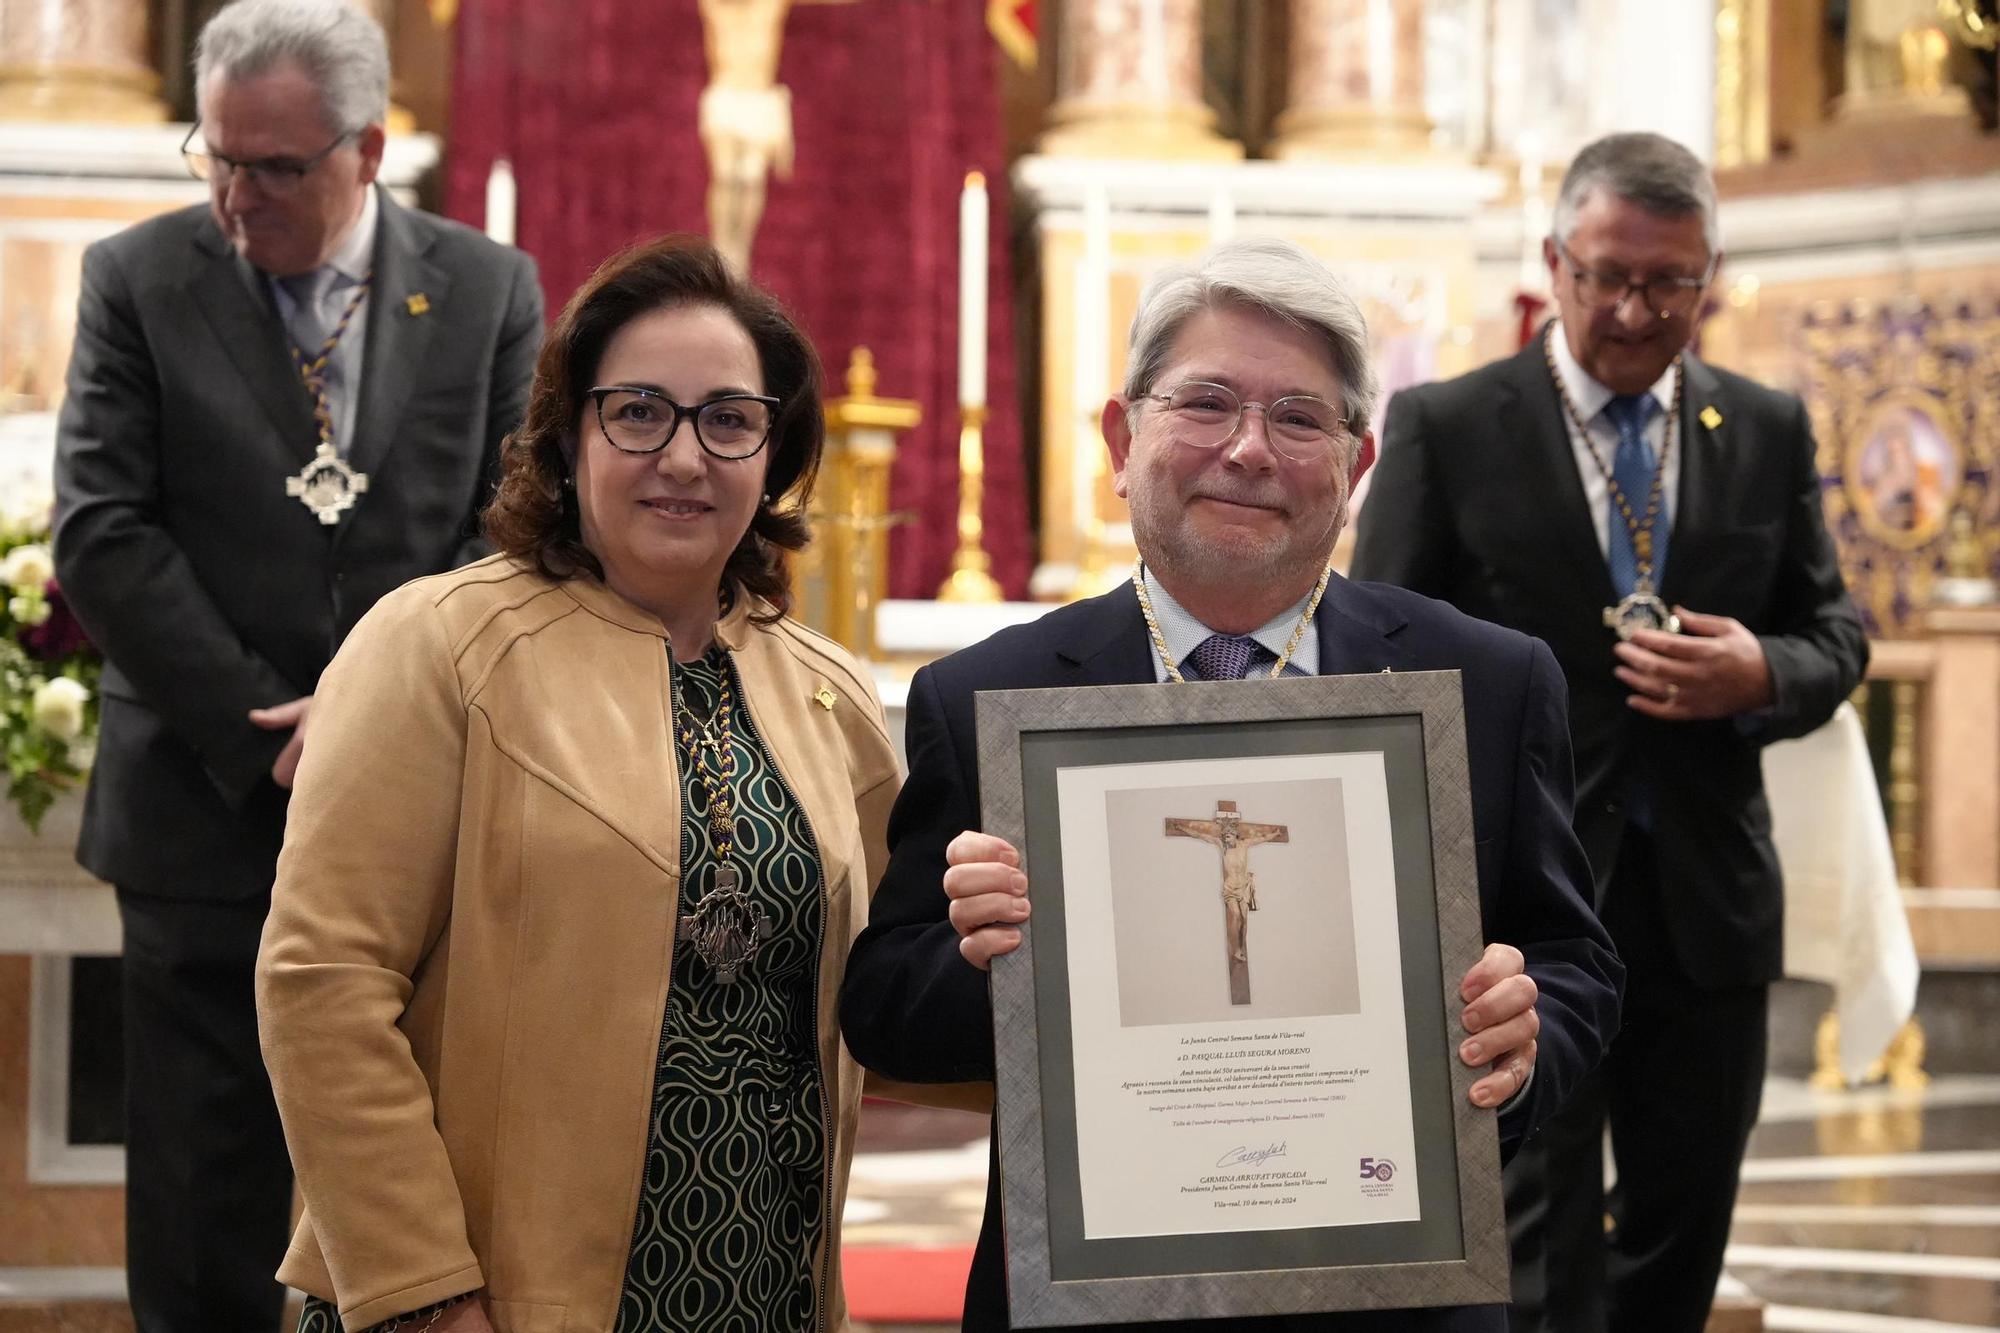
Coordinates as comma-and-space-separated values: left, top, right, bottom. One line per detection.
54, 189, 543, 900
840, 576, 1622, 1332
1350, 336, 1868, 988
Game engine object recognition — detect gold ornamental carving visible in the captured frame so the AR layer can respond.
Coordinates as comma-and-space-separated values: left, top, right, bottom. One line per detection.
1271, 0, 1433, 160
1040, 0, 1242, 160
0, 0, 164, 122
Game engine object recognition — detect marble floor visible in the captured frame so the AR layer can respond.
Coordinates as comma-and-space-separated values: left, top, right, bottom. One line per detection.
842, 1073, 2000, 1331
4, 1075, 1995, 1329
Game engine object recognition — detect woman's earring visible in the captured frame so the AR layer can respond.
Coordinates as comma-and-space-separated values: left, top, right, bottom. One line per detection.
762, 492, 773, 504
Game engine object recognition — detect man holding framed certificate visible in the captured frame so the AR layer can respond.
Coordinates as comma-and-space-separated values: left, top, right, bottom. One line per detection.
841, 236, 1623, 1330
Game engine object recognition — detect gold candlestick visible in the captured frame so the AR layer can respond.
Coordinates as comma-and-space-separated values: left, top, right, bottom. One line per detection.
937, 404, 1003, 602
819, 347, 920, 656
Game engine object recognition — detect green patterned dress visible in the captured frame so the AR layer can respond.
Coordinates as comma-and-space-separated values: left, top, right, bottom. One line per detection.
299, 647, 829, 1333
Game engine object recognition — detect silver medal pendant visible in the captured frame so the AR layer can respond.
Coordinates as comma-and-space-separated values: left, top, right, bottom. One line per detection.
676, 866, 770, 984
286, 443, 369, 525
1602, 577, 1681, 641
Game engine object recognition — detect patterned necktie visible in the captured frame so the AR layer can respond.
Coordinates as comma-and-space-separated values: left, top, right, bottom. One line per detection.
278, 267, 352, 450
1184, 633, 1267, 681
1602, 393, 1665, 596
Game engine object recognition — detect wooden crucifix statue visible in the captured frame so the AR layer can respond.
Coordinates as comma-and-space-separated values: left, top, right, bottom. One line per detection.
1164, 800, 1290, 1005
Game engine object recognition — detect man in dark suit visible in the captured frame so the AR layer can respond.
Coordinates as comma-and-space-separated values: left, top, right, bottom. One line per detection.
52, 2, 541, 1327
1352, 132, 1868, 1333
841, 236, 1622, 1332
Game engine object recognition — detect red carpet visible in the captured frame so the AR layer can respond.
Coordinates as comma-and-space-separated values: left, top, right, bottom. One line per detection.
843, 1245, 975, 1323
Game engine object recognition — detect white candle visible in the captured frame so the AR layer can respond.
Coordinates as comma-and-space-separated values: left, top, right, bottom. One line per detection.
485, 158, 517, 248
959, 170, 989, 411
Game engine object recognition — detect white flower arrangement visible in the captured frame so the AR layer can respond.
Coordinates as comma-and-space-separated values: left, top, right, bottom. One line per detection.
0, 480, 99, 832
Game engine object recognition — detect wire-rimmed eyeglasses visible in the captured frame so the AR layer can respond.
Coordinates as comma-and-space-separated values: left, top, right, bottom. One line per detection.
1552, 237, 1713, 320
588, 386, 780, 460
181, 122, 356, 197
1136, 381, 1352, 462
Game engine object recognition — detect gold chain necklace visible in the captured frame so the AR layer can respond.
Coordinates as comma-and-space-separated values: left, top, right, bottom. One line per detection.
1543, 326, 1685, 641
673, 656, 769, 984
282, 271, 374, 526
1132, 559, 1332, 683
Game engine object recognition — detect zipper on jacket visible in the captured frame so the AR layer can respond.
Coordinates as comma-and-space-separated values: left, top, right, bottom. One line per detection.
724, 649, 837, 1333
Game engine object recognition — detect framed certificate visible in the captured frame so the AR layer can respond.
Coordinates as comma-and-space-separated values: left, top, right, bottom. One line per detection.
974, 671, 1509, 1326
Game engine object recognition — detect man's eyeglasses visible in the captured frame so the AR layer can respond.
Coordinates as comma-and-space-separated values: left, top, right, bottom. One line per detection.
588, 387, 781, 460
181, 123, 355, 197
1137, 381, 1352, 462
1553, 237, 1713, 319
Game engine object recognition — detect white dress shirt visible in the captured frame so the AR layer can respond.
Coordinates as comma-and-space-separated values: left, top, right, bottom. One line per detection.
1138, 563, 1322, 682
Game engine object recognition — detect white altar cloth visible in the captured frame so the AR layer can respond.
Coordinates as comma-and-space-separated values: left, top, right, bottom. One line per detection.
1762, 703, 1920, 1084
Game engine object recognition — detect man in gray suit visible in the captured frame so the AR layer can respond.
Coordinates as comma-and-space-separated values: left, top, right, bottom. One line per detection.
53, 2, 541, 1326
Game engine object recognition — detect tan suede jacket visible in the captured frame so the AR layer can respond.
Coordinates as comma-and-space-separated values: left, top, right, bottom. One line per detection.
256, 556, 901, 1332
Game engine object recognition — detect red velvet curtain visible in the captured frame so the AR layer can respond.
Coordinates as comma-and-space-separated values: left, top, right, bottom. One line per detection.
445, 0, 1030, 600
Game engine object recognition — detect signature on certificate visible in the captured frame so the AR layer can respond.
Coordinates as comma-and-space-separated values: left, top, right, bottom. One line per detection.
1215, 1141, 1288, 1169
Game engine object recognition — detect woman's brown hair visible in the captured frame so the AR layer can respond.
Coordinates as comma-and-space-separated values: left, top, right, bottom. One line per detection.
483, 234, 824, 619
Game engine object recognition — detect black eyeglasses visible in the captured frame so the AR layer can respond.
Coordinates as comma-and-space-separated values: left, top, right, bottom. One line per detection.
181, 122, 356, 197
588, 387, 781, 460
1553, 237, 1713, 319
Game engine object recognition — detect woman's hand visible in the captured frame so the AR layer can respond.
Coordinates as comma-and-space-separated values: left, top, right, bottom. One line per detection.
943, 830, 1029, 970
432, 1297, 494, 1332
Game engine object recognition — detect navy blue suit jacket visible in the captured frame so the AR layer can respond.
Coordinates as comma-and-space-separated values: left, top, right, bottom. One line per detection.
840, 573, 1622, 1332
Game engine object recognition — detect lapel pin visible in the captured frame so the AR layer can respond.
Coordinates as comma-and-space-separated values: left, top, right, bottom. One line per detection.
1699, 405, 1722, 430
405, 292, 431, 317
813, 686, 838, 711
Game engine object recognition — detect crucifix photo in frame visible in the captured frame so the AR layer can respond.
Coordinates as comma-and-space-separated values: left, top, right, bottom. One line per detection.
974, 671, 1509, 1326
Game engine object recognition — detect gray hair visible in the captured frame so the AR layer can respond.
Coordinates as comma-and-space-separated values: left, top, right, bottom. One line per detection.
1551, 131, 1720, 258
1122, 235, 1381, 441
195, 0, 389, 137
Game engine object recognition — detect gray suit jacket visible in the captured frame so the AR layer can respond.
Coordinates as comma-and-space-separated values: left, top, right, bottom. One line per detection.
55, 188, 543, 899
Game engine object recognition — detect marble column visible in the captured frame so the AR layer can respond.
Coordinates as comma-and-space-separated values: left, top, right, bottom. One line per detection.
1271, 0, 1431, 159
1040, 0, 1241, 160
0, 0, 164, 122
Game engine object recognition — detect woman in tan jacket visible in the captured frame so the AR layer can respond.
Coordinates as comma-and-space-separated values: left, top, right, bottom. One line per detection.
260, 235, 901, 1332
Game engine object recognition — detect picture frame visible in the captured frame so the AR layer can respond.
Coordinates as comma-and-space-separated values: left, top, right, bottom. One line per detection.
975, 671, 1508, 1326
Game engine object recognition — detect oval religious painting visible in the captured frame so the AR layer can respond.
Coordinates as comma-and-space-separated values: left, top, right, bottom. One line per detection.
1844, 394, 1963, 550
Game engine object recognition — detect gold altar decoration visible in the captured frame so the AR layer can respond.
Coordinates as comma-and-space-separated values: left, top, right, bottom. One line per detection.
1836, 0, 1974, 120
1713, 0, 1772, 169
1800, 297, 2000, 637
937, 405, 1003, 603
1811, 1012, 1930, 1090
810, 347, 919, 659
1270, 0, 1432, 160
1069, 443, 1131, 603
1040, 0, 1242, 160
0, 0, 164, 122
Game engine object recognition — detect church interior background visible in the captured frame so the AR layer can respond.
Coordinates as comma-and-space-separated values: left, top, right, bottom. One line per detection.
1, 1, 1998, 1329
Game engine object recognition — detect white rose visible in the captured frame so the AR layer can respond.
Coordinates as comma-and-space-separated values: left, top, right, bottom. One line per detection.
0, 542, 52, 592
9, 593, 49, 626
32, 676, 89, 741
